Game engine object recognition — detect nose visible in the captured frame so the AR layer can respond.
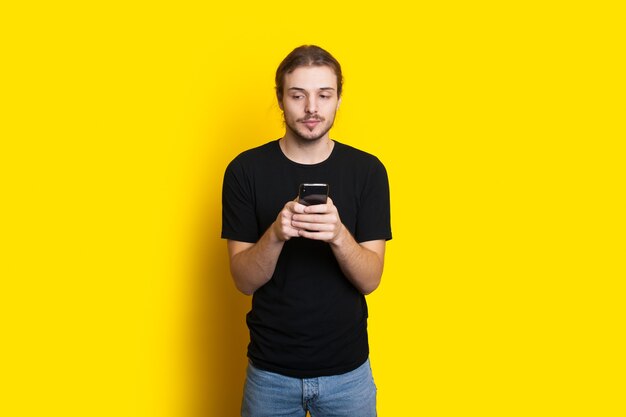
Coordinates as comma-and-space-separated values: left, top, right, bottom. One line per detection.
305, 96, 318, 114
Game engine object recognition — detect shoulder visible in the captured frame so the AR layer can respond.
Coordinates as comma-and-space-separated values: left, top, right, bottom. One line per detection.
226, 139, 281, 174
229, 140, 280, 165
333, 141, 387, 170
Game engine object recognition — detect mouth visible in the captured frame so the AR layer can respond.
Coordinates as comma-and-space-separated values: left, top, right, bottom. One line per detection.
300, 118, 322, 130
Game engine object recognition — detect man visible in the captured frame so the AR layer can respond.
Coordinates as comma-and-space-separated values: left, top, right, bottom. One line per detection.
221, 45, 392, 417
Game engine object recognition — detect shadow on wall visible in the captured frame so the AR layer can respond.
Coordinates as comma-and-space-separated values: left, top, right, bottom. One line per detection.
190, 207, 251, 416
188, 78, 279, 416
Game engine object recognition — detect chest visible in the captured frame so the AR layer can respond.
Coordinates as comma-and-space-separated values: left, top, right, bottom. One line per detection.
252, 163, 363, 236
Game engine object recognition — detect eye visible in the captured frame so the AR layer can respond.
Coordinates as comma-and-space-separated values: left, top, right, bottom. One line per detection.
320, 95, 331, 99
291, 94, 304, 100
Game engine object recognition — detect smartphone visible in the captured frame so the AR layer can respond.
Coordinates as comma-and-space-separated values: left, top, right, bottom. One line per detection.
298, 183, 329, 206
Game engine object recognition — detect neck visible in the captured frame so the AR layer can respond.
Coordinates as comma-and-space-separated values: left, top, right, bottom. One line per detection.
279, 134, 334, 165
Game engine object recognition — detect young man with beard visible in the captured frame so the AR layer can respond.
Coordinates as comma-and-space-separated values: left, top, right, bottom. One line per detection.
221, 45, 392, 417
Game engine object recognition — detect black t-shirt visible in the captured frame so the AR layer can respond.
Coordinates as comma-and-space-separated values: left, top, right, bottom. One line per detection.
221, 139, 392, 378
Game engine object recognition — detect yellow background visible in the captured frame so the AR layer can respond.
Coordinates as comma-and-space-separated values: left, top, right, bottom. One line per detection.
1, 1, 624, 416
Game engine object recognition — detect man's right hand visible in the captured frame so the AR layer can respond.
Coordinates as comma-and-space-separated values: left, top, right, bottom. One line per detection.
228, 198, 308, 295
272, 199, 306, 242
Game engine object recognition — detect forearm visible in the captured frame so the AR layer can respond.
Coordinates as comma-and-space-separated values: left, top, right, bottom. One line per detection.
329, 225, 384, 295
229, 224, 285, 295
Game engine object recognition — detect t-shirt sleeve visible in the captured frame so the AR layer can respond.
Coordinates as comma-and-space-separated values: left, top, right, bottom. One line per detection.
354, 157, 392, 243
221, 158, 260, 243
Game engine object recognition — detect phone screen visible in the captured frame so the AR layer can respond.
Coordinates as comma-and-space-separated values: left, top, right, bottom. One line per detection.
298, 183, 329, 206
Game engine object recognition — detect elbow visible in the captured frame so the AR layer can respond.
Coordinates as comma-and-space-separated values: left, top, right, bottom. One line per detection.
232, 276, 255, 296
231, 266, 270, 295
361, 285, 378, 296
239, 287, 255, 296
360, 277, 382, 295
361, 263, 384, 295
230, 267, 255, 296
229, 260, 257, 295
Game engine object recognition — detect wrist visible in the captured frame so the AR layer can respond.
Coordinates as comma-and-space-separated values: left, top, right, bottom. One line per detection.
329, 224, 348, 247
269, 220, 288, 243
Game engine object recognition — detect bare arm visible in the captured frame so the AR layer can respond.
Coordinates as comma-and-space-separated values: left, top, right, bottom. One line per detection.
329, 232, 385, 295
291, 198, 386, 294
227, 200, 301, 295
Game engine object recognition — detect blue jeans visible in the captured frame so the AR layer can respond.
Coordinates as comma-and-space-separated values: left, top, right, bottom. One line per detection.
241, 359, 377, 417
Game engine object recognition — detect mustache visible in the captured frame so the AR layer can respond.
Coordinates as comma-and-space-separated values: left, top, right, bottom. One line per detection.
297, 116, 325, 122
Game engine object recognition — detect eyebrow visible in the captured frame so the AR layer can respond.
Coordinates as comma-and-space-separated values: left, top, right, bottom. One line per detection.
287, 87, 336, 91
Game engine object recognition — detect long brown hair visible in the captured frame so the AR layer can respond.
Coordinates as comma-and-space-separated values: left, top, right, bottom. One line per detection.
275, 45, 343, 102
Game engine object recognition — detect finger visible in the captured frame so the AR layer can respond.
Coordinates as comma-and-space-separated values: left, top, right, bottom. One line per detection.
293, 202, 307, 213
292, 213, 334, 224
285, 200, 306, 213
298, 230, 334, 241
303, 203, 330, 214
291, 222, 333, 232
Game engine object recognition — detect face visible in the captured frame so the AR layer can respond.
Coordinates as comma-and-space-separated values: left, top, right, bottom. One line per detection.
280, 65, 341, 142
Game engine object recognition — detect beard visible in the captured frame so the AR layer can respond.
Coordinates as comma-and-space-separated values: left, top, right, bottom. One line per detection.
284, 114, 336, 142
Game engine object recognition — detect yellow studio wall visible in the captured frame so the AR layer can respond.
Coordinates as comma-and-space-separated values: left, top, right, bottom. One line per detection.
1, 1, 624, 416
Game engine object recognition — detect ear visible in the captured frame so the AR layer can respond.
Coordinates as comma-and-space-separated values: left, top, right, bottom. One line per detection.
337, 98, 342, 109
278, 97, 284, 111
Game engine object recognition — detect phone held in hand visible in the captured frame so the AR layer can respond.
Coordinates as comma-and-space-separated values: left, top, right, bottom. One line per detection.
298, 183, 329, 206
